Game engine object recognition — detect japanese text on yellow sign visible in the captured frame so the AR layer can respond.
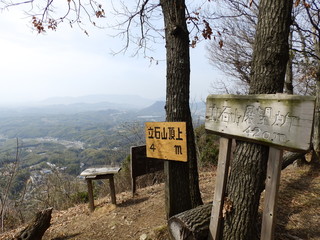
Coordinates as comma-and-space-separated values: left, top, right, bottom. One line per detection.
145, 122, 187, 162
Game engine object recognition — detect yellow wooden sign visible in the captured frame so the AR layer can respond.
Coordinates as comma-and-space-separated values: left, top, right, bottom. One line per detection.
145, 122, 187, 162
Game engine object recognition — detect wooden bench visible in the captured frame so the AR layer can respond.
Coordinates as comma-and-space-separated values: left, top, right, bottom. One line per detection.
80, 167, 121, 212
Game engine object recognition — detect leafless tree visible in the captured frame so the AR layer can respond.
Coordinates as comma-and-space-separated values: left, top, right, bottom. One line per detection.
0, 138, 21, 232
205, 0, 258, 93
117, 121, 146, 147
294, 0, 320, 160
206, 0, 319, 97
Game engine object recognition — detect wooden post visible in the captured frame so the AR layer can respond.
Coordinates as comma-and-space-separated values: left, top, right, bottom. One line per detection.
109, 175, 117, 205
261, 147, 283, 240
204, 94, 315, 240
86, 179, 95, 212
130, 146, 136, 197
130, 145, 164, 196
132, 176, 136, 197
208, 137, 233, 240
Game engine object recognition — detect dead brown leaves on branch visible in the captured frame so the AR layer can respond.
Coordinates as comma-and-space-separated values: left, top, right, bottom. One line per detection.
295, 0, 311, 8
219, 39, 223, 48
48, 19, 58, 31
186, 11, 200, 48
27, 1, 107, 34
189, 15, 224, 49
32, 16, 45, 33
32, 17, 57, 33
186, 4, 224, 49
202, 20, 212, 40
190, 36, 198, 48
222, 197, 233, 218
95, 4, 105, 18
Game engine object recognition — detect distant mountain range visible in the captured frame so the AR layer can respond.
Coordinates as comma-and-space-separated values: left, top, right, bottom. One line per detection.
39, 94, 157, 108
0, 94, 206, 119
137, 101, 165, 116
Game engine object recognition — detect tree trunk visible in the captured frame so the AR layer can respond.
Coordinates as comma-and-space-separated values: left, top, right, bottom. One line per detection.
313, 79, 320, 158
168, 203, 212, 240
160, 0, 202, 218
281, 152, 307, 170
311, 75, 320, 166
312, 40, 320, 160
285, 30, 294, 94
14, 208, 52, 240
222, 1, 293, 239
222, 142, 269, 239
168, 148, 302, 240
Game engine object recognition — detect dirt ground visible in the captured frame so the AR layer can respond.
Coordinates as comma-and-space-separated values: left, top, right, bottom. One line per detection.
1, 165, 319, 240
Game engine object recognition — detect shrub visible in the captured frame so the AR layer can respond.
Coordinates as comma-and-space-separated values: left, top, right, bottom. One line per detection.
195, 124, 219, 167
71, 191, 89, 204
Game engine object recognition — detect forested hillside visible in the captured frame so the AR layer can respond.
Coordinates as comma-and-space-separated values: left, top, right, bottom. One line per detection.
0, 100, 169, 174
0, 98, 206, 231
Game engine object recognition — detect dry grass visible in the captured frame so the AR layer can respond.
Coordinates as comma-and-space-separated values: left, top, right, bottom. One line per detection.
276, 165, 320, 240
0, 164, 319, 240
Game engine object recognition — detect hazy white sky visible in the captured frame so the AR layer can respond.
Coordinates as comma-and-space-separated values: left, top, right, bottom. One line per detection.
0, 4, 221, 105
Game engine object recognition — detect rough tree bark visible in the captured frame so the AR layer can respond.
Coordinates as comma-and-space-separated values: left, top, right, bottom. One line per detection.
285, 30, 294, 94
313, 76, 320, 159
222, 1, 293, 239
160, 0, 203, 218
312, 40, 320, 160
168, 203, 212, 240
14, 208, 52, 240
